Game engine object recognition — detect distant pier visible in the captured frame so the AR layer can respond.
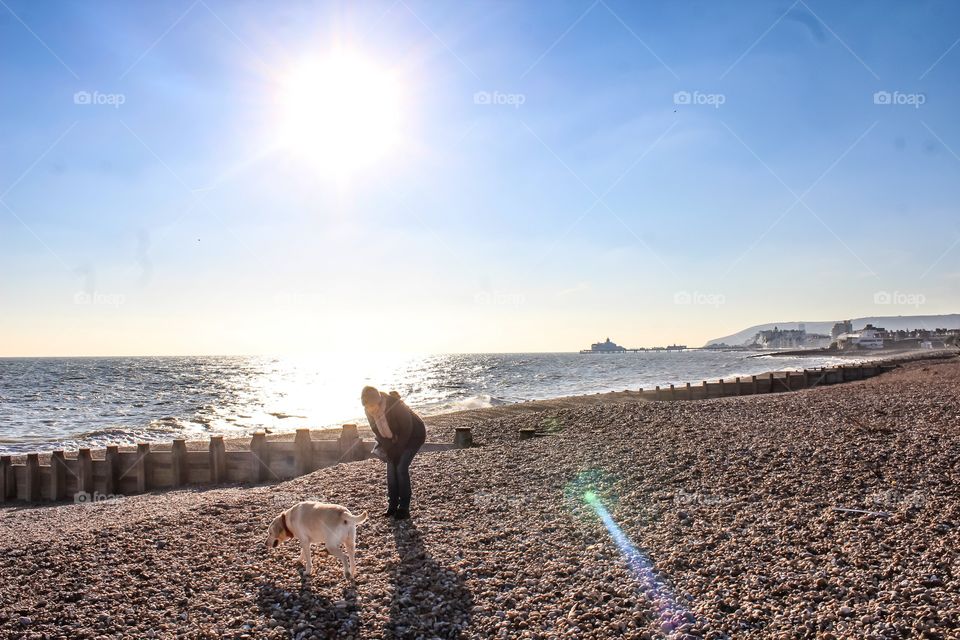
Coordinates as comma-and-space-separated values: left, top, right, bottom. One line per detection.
579, 344, 688, 354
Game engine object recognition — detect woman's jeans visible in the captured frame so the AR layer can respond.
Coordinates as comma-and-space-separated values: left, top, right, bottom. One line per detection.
387, 437, 424, 510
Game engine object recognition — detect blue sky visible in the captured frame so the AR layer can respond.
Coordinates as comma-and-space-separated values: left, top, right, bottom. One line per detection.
1, 0, 958, 355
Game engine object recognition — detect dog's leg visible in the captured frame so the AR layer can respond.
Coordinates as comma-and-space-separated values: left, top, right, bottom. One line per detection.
344, 527, 357, 578
326, 544, 352, 582
299, 539, 312, 575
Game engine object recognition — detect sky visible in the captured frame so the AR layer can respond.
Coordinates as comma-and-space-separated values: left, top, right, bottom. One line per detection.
0, 0, 958, 356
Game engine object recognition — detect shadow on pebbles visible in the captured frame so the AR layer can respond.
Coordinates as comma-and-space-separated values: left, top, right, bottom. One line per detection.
256, 521, 472, 640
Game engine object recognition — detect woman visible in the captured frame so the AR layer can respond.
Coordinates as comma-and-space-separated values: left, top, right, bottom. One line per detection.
361, 386, 426, 520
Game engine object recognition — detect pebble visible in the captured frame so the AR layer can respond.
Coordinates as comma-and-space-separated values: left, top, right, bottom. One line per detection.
0, 358, 958, 638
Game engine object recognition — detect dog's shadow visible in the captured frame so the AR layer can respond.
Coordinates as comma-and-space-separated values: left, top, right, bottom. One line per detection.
386, 521, 473, 638
257, 574, 360, 638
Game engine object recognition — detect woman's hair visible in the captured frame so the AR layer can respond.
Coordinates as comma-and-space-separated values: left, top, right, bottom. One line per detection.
360, 386, 381, 406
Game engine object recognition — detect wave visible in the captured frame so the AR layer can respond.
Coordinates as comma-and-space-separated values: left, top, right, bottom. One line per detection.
75, 423, 177, 441
446, 394, 510, 411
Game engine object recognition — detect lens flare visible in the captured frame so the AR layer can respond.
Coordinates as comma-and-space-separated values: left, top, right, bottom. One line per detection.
571, 472, 695, 634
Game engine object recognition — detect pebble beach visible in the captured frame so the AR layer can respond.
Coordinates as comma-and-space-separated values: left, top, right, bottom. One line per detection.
2, 357, 959, 639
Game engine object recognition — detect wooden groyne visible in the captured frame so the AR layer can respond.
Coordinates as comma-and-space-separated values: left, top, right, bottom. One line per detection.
0, 425, 471, 505
639, 362, 892, 401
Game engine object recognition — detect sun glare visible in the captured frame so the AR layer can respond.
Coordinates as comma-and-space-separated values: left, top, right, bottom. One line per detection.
276, 51, 403, 175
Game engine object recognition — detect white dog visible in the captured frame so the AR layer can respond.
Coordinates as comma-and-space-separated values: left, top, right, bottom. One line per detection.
266, 501, 368, 580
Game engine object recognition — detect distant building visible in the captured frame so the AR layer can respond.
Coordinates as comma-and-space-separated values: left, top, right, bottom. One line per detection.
752, 327, 830, 349
836, 324, 884, 350
831, 320, 853, 339
885, 327, 958, 343
755, 327, 806, 349
585, 337, 626, 353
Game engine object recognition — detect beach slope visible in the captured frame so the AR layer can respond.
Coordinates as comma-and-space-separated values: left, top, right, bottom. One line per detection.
2, 358, 958, 638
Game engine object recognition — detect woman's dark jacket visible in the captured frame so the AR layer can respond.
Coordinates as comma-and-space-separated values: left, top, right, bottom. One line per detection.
365, 392, 426, 460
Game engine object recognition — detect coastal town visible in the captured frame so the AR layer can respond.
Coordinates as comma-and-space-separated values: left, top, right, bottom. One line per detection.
584, 315, 960, 354
715, 321, 958, 352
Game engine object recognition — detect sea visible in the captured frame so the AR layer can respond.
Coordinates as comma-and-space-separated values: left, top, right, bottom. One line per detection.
0, 351, 869, 454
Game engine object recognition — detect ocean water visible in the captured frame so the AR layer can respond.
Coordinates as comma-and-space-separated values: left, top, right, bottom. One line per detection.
0, 351, 863, 454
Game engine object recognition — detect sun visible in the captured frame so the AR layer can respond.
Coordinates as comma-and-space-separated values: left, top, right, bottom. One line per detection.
276, 51, 403, 175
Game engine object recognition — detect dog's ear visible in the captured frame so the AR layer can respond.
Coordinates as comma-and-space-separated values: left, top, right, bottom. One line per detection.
389, 390, 401, 399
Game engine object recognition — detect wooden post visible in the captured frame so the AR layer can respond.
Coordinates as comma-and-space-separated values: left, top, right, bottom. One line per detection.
455, 427, 473, 448
210, 436, 227, 483
803, 369, 811, 387
339, 424, 362, 462
294, 429, 313, 476
768, 372, 774, 393
50, 450, 66, 501
135, 443, 150, 493
719, 379, 726, 396
25, 453, 40, 501
77, 449, 93, 497
751, 375, 758, 394
655, 386, 661, 400
669, 384, 676, 400
105, 445, 120, 495
702, 380, 708, 399
736, 377, 742, 395
249, 432, 267, 482
172, 439, 187, 487
685, 382, 691, 399
0, 456, 10, 502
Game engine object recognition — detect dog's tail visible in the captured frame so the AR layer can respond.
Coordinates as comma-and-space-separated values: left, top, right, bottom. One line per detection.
346, 510, 369, 525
